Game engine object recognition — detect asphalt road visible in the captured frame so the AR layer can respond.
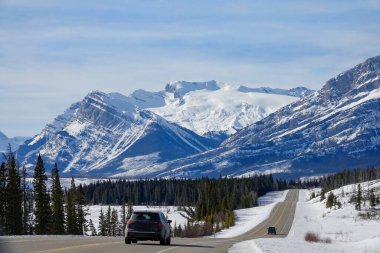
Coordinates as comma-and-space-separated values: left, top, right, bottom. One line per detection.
0, 189, 299, 253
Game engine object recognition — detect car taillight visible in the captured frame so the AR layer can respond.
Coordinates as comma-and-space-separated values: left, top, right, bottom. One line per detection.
127, 220, 134, 225
154, 221, 163, 229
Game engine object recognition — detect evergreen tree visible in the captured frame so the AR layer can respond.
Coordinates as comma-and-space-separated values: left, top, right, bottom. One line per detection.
369, 188, 376, 207
66, 178, 77, 234
126, 201, 133, 219
120, 200, 126, 233
50, 163, 65, 234
355, 184, 362, 211
76, 184, 88, 235
33, 154, 52, 234
5, 149, 23, 235
326, 192, 334, 209
98, 208, 106, 236
21, 165, 32, 234
0, 161, 6, 235
320, 188, 326, 201
110, 208, 118, 236
106, 206, 111, 236
88, 219, 97, 236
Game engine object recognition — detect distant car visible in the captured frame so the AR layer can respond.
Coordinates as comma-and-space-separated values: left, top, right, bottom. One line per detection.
267, 226, 277, 235
125, 210, 172, 245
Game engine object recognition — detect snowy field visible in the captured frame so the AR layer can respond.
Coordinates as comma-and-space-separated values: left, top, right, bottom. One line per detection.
86, 205, 188, 234
214, 190, 288, 238
230, 180, 380, 253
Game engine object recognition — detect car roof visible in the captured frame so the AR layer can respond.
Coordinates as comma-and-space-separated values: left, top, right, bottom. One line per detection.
132, 210, 162, 214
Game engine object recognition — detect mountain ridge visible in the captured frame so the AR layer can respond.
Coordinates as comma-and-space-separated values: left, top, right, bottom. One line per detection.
143, 55, 380, 179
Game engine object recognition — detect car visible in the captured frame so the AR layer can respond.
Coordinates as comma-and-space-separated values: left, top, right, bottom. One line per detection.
267, 226, 277, 235
125, 210, 172, 245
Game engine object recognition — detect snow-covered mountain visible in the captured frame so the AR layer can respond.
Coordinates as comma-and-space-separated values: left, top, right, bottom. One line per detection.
16, 91, 216, 176
149, 81, 307, 138
146, 56, 380, 179
16, 82, 308, 176
0, 131, 29, 153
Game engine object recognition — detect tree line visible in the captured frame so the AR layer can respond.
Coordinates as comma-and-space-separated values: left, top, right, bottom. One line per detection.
0, 146, 87, 235
81, 175, 312, 236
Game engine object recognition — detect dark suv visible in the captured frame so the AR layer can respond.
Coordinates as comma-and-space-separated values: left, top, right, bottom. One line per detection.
125, 211, 172, 245
267, 226, 277, 235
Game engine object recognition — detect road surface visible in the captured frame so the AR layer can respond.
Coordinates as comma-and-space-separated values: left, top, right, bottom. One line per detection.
0, 189, 299, 253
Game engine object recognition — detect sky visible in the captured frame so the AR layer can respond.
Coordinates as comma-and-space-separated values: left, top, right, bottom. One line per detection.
1, 0, 380, 137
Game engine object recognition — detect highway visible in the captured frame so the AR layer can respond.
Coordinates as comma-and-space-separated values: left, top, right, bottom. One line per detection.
0, 189, 299, 253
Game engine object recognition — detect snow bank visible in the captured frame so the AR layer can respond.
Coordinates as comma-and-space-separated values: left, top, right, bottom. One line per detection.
231, 180, 380, 253
214, 190, 288, 238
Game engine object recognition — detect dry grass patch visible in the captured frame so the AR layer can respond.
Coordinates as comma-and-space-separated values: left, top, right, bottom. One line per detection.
305, 232, 332, 243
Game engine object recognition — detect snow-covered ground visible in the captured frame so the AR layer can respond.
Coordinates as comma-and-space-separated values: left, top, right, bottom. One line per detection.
214, 190, 288, 238
86, 205, 188, 234
230, 180, 380, 253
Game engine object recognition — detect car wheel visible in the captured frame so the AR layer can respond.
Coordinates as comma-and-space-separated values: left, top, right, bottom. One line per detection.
160, 239, 166, 245
132, 239, 138, 244
166, 237, 171, 245
125, 239, 131, 244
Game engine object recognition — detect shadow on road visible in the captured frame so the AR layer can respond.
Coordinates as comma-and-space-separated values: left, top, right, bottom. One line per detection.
137, 243, 214, 249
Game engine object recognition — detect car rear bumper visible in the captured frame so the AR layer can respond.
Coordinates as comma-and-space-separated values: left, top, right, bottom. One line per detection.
126, 231, 162, 241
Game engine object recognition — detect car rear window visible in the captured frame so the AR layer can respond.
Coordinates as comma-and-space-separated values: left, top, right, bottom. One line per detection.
131, 212, 160, 221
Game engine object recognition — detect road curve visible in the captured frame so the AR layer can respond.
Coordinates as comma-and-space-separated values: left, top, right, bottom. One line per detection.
0, 190, 299, 253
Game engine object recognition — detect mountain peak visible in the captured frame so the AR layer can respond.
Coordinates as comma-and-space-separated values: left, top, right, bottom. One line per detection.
165, 80, 220, 97
321, 56, 380, 101
0, 131, 7, 140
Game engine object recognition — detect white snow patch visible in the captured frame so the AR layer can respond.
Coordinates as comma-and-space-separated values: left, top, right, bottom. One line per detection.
230, 180, 380, 253
214, 190, 288, 238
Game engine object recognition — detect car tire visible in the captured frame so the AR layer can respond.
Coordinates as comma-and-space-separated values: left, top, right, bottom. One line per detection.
132, 239, 138, 244
166, 237, 171, 245
125, 239, 131, 244
160, 239, 166, 245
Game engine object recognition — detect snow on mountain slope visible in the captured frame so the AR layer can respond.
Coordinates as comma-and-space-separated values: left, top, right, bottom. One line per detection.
232, 181, 380, 253
150, 83, 300, 136
16, 91, 216, 176
0, 131, 30, 152
15, 80, 308, 177
121, 80, 308, 137
146, 56, 380, 179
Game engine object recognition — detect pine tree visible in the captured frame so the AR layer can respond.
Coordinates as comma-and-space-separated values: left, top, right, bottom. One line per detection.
106, 206, 111, 236
110, 208, 118, 236
5, 149, 23, 235
120, 200, 126, 233
355, 184, 362, 211
21, 165, 32, 234
50, 163, 65, 234
326, 192, 334, 209
369, 188, 376, 207
88, 219, 97, 236
126, 201, 133, 219
320, 188, 326, 201
0, 161, 6, 235
98, 208, 106, 236
33, 154, 52, 234
76, 184, 88, 235
66, 178, 77, 234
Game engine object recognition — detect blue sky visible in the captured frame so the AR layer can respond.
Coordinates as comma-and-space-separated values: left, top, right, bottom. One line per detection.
1, 0, 380, 137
